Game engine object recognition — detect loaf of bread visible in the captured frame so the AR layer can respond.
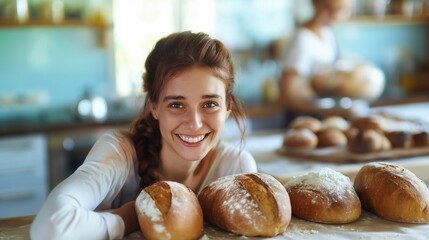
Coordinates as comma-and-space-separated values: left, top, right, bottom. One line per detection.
350, 116, 385, 132
284, 168, 361, 224
412, 131, 429, 147
289, 116, 322, 132
283, 128, 318, 149
198, 173, 291, 237
385, 131, 413, 148
354, 162, 429, 223
321, 116, 349, 132
135, 181, 203, 240
316, 128, 348, 148
348, 129, 391, 153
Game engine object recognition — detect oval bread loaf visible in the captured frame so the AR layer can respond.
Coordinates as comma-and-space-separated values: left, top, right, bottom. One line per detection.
284, 167, 361, 224
135, 181, 203, 240
198, 173, 291, 237
354, 162, 429, 223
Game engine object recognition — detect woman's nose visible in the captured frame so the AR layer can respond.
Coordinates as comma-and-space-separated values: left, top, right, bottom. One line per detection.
186, 108, 203, 130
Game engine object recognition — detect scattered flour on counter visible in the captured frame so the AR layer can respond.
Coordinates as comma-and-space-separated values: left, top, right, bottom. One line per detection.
285, 223, 319, 236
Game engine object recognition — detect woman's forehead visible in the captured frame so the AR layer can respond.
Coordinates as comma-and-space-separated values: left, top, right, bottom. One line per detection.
160, 66, 227, 98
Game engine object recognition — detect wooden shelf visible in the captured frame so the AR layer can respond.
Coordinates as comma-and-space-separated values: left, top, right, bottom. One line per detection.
0, 20, 110, 28
348, 14, 429, 24
0, 20, 112, 47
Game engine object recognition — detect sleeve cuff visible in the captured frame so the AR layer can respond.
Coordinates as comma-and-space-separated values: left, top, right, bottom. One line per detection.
100, 212, 125, 240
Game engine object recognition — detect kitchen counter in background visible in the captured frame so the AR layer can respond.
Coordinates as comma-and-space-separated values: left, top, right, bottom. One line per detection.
228, 102, 429, 181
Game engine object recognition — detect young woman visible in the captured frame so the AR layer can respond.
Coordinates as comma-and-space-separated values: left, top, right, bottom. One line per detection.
30, 31, 257, 239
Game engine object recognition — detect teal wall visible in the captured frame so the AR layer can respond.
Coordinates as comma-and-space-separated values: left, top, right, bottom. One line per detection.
0, 27, 110, 113
335, 23, 429, 97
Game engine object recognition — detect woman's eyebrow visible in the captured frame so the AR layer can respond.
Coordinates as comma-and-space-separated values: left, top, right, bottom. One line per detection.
202, 94, 223, 100
163, 94, 223, 102
163, 95, 185, 102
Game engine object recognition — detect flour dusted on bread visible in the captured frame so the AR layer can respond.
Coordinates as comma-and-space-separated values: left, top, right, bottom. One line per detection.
284, 168, 361, 224
354, 162, 429, 223
136, 190, 166, 234
198, 173, 291, 237
285, 167, 353, 195
135, 181, 203, 240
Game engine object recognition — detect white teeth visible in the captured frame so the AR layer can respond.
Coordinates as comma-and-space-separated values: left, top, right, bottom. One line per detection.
179, 134, 205, 143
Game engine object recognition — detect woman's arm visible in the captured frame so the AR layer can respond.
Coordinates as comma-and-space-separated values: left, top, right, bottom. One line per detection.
30, 131, 138, 240
112, 201, 140, 236
279, 68, 316, 112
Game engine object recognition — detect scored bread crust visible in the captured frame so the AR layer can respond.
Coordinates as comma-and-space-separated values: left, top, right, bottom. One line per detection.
135, 181, 204, 240
198, 173, 291, 237
284, 168, 361, 224
354, 162, 429, 223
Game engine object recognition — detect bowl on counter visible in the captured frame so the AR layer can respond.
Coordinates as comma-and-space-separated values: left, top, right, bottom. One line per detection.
311, 59, 386, 102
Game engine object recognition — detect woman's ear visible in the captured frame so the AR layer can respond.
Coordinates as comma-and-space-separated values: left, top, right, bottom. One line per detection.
150, 102, 158, 120
226, 96, 232, 119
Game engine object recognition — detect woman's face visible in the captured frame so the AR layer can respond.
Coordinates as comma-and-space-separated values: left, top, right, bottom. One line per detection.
314, 0, 351, 26
151, 66, 231, 162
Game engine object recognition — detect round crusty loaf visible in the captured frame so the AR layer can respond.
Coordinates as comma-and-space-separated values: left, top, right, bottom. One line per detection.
348, 128, 391, 153
284, 167, 361, 224
412, 131, 429, 147
135, 181, 203, 240
316, 128, 348, 148
289, 116, 322, 132
321, 116, 349, 132
198, 173, 291, 237
385, 131, 413, 149
283, 128, 318, 149
350, 116, 385, 132
354, 162, 429, 223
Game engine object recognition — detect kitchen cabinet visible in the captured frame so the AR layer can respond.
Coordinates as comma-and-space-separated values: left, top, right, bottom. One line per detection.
0, 134, 48, 218
349, 15, 429, 24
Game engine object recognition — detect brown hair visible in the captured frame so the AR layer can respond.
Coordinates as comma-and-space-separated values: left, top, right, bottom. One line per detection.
129, 31, 246, 190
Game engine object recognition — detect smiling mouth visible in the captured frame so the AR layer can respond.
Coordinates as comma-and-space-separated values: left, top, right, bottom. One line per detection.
178, 134, 207, 143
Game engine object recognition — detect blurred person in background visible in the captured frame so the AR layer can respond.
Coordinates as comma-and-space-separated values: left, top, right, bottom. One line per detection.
279, 0, 352, 122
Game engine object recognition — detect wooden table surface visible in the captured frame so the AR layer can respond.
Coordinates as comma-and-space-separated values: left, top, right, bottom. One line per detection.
3, 212, 429, 240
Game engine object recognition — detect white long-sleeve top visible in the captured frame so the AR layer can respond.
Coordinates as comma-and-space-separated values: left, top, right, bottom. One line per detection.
30, 130, 257, 240
283, 26, 337, 78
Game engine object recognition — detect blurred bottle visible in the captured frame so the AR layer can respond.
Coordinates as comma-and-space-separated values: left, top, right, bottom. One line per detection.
51, 0, 64, 22
28, 0, 63, 22
0, 0, 30, 23
63, 0, 85, 20
16, 0, 29, 22
86, 0, 111, 25
398, 49, 416, 92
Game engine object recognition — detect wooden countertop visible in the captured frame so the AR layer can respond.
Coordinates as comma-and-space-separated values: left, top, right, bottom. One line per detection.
3, 212, 429, 239
0, 118, 130, 137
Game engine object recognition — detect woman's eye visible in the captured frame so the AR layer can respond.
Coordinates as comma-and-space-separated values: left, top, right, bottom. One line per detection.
203, 101, 219, 108
169, 102, 184, 109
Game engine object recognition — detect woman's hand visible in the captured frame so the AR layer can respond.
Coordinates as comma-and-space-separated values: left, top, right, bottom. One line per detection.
112, 201, 140, 236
